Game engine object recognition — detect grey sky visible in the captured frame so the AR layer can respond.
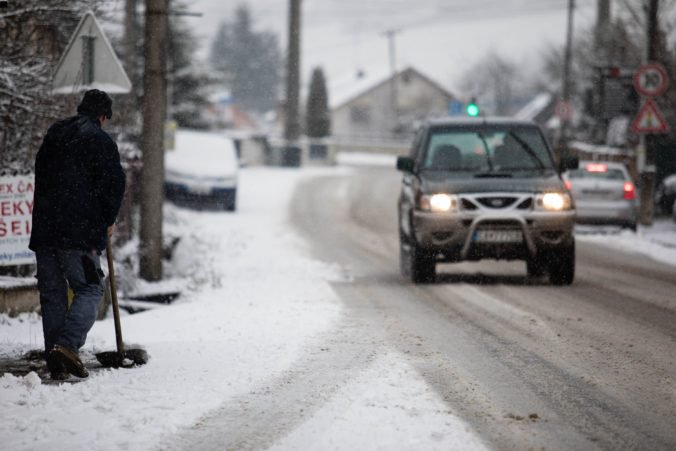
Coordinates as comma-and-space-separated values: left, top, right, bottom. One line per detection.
185, 0, 595, 92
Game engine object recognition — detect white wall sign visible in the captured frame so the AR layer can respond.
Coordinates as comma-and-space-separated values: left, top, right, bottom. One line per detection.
0, 175, 35, 266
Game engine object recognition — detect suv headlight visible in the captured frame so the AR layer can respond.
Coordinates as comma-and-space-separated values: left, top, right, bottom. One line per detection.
419, 193, 459, 212
535, 192, 572, 211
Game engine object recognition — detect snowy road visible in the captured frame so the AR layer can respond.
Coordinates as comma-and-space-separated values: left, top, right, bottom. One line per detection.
2, 165, 676, 451
282, 168, 676, 450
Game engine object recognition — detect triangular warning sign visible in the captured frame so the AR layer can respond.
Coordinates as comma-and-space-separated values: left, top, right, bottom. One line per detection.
52, 11, 132, 95
631, 98, 669, 134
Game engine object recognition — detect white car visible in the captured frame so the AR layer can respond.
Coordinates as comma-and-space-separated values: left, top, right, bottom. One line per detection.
165, 130, 239, 211
563, 161, 638, 231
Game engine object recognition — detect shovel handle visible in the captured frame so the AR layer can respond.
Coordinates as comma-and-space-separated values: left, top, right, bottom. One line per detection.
106, 238, 125, 355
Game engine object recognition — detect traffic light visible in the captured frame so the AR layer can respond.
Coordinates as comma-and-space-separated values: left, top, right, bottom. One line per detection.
466, 97, 479, 117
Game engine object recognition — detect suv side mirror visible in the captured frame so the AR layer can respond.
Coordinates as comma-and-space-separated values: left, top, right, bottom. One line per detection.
559, 156, 579, 172
397, 156, 415, 173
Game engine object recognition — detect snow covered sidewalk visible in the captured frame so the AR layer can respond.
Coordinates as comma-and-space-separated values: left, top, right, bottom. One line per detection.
0, 168, 342, 450
0, 167, 486, 451
576, 219, 676, 267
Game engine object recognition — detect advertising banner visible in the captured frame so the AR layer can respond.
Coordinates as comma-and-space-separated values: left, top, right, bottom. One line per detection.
0, 175, 35, 266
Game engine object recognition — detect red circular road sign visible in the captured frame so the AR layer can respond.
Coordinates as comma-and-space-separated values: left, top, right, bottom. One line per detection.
633, 63, 669, 97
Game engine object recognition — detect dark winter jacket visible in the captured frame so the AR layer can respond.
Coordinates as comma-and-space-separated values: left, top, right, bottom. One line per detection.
29, 114, 126, 252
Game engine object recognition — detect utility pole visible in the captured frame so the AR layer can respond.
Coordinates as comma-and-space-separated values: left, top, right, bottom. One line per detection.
124, 0, 141, 114
594, 0, 610, 60
124, 0, 137, 77
284, 0, 302, 165
139, 0, 168, 281
558, 0, 575, 159
383, 29, 400, 130
639, 0, 660, 225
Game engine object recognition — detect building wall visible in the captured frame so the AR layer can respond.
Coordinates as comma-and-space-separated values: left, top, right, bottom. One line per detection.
332, 69, 453, 143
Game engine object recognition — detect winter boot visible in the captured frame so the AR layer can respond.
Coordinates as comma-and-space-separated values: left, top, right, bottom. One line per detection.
46, 350, 70, 380
50, 345, 89, 378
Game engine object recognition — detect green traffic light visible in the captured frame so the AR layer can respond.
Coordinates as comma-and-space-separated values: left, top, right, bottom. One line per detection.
466, 103, 479, 117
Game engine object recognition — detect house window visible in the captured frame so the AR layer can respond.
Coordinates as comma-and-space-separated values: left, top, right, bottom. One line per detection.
350, 106, 371, 124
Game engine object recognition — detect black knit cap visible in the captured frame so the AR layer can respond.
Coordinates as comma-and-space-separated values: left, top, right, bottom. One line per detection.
77, 89, 113, 119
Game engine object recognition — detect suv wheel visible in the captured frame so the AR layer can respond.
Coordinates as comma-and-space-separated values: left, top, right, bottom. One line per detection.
399, 231, 435, 283
548, 245, 575, 285
410, 244, 435, 284
526, 254, 546, 278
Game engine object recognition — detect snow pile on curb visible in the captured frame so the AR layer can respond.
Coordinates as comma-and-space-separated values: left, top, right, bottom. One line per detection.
0, 168, 343, 451
576, 220, 676, 267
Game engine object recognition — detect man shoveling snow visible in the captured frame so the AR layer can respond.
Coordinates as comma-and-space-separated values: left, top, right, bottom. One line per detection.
29, 89, 125, 380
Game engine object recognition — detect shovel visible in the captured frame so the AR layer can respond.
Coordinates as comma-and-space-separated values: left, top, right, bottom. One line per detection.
95, 238, 149, 368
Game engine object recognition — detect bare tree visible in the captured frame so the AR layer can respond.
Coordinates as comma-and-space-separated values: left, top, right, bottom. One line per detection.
459, 51, 520, 116
0, 0, 101, 172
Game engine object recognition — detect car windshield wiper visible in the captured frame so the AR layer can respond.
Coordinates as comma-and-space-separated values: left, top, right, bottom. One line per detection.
478, 133, 494, 171
422, 167, 468, 172
497, 166, 553, 172
507, 131, 548, 169
474, 172, 513, 178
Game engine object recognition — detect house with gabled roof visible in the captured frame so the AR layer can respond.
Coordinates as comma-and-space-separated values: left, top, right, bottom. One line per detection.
329, 66, 455, 144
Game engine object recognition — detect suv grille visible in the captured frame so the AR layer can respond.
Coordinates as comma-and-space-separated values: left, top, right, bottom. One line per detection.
478, 219, 521, 227
516, 198, 533, 209
461, 198, 478, 210
476, 196, 518, 209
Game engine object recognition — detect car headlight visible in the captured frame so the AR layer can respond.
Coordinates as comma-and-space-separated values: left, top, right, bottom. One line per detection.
419, 193, 458, 212
536, 192, 572, 211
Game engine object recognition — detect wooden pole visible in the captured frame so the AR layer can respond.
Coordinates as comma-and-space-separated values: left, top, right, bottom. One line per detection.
139, 0, 168, 280
639, 0, 659, 226
284, 0, 302, 143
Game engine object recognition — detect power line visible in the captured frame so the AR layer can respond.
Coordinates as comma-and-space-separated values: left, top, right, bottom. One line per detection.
304, 0, 594, 55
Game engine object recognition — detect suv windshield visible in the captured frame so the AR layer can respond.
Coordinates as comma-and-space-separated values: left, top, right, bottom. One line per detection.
422, 126, 555, 173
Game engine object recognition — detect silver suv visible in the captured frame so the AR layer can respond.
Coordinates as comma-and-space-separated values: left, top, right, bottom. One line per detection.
397, 118, 578, 285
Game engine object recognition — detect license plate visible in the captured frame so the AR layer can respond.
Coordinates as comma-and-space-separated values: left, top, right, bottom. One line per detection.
473, 230, 523, 243
581, 189, 613, 199
188, 184, 212, 195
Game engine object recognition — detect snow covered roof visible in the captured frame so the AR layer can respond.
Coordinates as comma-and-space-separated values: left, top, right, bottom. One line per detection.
208, 90, 232, 105
569, 141, 634, 156
329, 67, 392, 110
328, 66, 453, 110
514, 93, 553, 121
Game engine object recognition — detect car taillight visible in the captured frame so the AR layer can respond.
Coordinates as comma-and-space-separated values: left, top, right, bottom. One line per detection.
586, 163, 607, 172
624, 182, 635, 200
565, 180, 572, 190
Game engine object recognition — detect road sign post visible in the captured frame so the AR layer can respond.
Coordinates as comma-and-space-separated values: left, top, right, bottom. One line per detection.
632, 57, 669, 226
52, 11, 132, 94
633, 63, 668, 97
631, 98, 669, 135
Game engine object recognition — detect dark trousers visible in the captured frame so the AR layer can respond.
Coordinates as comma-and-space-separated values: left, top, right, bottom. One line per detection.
35, 249, 104, 352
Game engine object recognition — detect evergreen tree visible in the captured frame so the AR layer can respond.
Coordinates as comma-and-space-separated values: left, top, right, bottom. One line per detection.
306, 67, 331, 138
210, 4, 281, 113
167, 1, 211, 128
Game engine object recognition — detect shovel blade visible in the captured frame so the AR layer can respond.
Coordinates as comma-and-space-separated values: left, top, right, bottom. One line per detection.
95, 348, 149, 368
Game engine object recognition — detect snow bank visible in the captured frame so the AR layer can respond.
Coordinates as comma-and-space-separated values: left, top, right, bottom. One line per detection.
0, 168, 343, 451
336, 152, 398, 168
576, 220, 676, 267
